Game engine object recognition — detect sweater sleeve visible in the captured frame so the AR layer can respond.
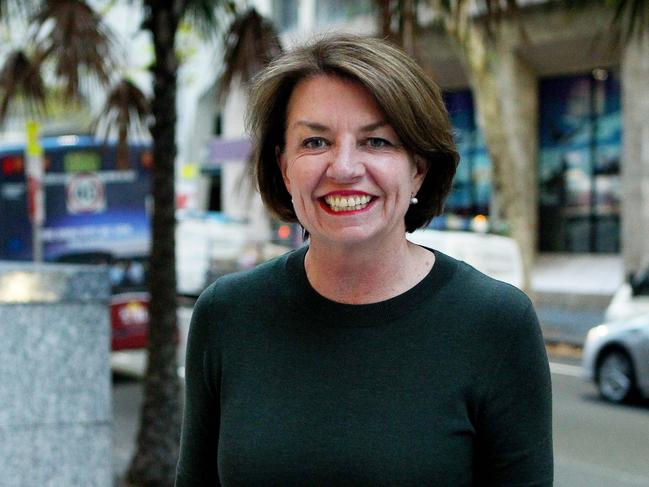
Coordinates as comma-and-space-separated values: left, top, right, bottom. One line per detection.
474, 300, 554, 486
175, 289, 221, 486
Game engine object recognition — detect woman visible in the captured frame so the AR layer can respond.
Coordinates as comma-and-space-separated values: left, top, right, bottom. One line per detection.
176, 35, 553, 486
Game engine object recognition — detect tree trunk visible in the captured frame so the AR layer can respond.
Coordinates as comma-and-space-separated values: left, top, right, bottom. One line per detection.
116, 121, 129, 170
126, 3, 182, 486
400, 0, 416, 56
375, 0, 398, 44
450, 21, 539, 293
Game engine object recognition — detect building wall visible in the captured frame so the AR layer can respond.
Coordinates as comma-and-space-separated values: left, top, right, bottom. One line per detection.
621, 33, 649, 274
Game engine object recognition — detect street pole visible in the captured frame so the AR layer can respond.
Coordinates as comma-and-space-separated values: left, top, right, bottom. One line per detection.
25, 120, 45, 263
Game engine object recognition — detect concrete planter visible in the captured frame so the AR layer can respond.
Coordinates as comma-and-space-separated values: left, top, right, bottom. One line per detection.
0, 262, 112, 487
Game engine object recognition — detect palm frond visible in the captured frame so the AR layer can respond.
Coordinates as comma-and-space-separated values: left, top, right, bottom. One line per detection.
0, 49, 46, 124
217, 7, 282, 100
610, 0, 649, 43
184, 0, 236, 36
31, 0, 118, 97
95, 78, 150, 169
0, 0, 40, 20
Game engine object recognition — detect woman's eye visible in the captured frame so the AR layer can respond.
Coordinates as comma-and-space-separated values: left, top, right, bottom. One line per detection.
365, 137, 391, 149
303, 137, 327, 150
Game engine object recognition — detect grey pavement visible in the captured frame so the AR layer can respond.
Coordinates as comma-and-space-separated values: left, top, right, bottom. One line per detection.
532, 252, 623, 346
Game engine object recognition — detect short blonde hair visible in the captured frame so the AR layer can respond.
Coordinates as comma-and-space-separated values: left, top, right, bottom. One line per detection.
247, 34, 459, 232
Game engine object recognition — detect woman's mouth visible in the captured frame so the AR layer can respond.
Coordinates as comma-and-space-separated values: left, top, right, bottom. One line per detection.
322, 194, 373, 212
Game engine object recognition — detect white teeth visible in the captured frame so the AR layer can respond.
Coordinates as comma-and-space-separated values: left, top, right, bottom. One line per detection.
324, 194, 372, 212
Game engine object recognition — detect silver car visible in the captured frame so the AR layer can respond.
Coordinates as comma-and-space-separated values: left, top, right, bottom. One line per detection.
582, 313, 649, 403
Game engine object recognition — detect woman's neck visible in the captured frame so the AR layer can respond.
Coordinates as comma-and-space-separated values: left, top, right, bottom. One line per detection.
304, 237, 435, 304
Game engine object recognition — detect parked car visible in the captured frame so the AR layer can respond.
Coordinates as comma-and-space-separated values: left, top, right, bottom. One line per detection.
582, 313, 649, 403
605, 266, 649, 321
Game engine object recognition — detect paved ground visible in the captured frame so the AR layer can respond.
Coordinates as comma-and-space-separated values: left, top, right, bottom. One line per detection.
532, 253, 623, 297
550, 356, 649, 487
532, 252, 623, 345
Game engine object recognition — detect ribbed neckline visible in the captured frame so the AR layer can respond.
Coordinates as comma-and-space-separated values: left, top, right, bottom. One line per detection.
284, 245, 457, 327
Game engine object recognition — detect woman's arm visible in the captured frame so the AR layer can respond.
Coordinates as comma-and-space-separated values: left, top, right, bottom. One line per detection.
475, 301, 554, 486
176, 291, 221, 486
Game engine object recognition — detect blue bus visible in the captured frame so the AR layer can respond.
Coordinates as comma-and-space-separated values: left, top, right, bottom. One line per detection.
0, 134, 153, 349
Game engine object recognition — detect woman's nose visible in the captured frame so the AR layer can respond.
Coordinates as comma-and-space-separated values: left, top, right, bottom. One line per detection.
326, 140, 364, 181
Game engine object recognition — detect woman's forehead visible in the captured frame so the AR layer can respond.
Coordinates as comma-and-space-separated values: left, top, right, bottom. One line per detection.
285, 75, 388, 128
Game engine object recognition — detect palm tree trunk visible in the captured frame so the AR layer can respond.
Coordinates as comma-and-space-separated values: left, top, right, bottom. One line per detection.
126, 3, 181, 486
117, 121, 129, 170
400, 0, 416, 56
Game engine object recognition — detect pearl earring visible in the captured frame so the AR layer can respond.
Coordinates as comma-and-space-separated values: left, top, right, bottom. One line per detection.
410, 195, 418, 205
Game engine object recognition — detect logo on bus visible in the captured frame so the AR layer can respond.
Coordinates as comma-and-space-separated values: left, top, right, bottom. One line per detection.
66, 173, 106, 214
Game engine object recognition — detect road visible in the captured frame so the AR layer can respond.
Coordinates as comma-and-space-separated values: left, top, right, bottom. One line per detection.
550, 356, 649, 487
112, 349, 649, 485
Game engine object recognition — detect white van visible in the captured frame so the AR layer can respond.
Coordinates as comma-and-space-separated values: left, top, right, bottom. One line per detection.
176, 211, 250, 296
407, 229, 524, 289
175, 211, 293, 296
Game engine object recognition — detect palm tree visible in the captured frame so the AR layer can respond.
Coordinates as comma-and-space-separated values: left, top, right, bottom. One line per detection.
0, 0, 116, 125
1, 2, 283, 484
1, 1, 222, 485
124, 2, 236, 485
216, 6, 283, 202
0, 50, 46, 122
126, 6, 285, 485
217, 7, 283, 100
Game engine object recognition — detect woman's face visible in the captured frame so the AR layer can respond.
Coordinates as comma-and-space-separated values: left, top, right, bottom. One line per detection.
278, 75, 427, 250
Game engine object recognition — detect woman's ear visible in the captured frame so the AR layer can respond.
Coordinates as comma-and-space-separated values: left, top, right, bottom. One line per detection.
412, 155, 428, 192
276, 146, 291, 193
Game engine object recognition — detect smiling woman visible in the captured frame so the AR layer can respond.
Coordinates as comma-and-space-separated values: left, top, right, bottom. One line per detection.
176, 35, 554, 486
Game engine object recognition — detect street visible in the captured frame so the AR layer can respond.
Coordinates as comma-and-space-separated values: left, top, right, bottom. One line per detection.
113, 349, 649, 485
550, 356, 649, 486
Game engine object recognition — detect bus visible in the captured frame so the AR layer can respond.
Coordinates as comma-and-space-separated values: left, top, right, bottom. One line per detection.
0, 134, 152, 350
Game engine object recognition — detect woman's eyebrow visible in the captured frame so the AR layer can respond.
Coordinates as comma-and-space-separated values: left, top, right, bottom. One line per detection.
359, 121, 389, 132
290, 120, 389, 132
291, 120, 329, 132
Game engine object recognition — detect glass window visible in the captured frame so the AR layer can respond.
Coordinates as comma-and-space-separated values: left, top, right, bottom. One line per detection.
441, 90, 491, 219
538, 71, 622, 253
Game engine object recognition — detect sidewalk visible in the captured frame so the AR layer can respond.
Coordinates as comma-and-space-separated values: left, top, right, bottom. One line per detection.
532, 253, 624, 346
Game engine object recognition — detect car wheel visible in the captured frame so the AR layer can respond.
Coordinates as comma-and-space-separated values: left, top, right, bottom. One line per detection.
597, 350, 636, 403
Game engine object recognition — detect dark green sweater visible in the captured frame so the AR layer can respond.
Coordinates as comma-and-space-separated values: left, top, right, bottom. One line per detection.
176, 246, 553, 486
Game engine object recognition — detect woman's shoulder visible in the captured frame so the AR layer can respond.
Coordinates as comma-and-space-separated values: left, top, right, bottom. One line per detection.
434, 252, 545, 371
188, 249, 300, 340
436, 251, 534, 325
